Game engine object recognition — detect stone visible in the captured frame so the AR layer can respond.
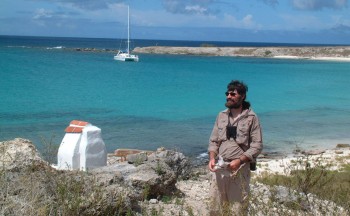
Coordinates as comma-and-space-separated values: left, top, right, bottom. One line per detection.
336, 144, 350, 148
301, 149, 326, 155
0, 138, 46, 171
149, 199, 158, 204
115, 148, 153, 162
126, 152, 148, 164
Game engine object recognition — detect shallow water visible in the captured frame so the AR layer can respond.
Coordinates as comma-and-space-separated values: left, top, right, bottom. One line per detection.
1, 36, 350, 158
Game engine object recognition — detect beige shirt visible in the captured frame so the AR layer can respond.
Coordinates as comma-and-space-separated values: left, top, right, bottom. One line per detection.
208, 108, 263, 161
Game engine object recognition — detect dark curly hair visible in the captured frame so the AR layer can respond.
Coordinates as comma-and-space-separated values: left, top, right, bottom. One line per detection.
227, 80, 250, 109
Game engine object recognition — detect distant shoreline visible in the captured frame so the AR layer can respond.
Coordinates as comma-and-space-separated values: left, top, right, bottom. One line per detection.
56, 45, 350, 61
133, 46, 350, 61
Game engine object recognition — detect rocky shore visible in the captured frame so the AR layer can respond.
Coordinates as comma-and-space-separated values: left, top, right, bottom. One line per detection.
63, 45, 350, 61
1, 138, 350, 215
133, 46, 350, 61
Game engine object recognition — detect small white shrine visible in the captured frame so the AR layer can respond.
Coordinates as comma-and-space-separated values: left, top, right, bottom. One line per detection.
57, 120, 107, 171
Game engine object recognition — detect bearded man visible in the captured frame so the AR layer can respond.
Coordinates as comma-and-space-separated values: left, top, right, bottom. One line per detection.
208, 80, 263, 215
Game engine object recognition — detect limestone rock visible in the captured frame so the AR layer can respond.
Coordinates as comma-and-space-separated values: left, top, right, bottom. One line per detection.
0, 138, 46, 171
126, 152, 148, 164
148, 148, 192, 180
92, 149, 190, 198
301, 149, 326, 156
336, 143, 350, 148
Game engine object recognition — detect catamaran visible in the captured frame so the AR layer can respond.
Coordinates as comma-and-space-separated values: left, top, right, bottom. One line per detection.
114, 6, 139, 62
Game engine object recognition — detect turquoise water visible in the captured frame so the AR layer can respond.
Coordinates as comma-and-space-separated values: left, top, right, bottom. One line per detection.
1, 37, 350, 157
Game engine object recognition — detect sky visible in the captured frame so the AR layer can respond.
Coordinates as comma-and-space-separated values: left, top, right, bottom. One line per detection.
1, 0, 350, 44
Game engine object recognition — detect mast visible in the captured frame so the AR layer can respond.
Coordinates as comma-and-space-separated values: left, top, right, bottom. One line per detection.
127, 5, 130, 54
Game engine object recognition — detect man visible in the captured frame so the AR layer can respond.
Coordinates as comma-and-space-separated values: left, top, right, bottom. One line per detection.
208, 80, 263, 215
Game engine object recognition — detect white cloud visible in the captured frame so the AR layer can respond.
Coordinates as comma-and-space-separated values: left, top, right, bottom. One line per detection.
242, 14, 254, 27
161, 0, 219, 15
185, 5, 208, 14
29, 0, 125, 10
33, 8, 53, 19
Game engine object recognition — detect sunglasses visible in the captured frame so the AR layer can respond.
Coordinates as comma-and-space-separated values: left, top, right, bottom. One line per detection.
225, 92, 237, 97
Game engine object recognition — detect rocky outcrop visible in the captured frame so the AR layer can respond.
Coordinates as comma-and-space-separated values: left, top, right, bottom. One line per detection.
0, 138, 191, 215
62, 46, 350, 60
92, 147, 191, 199
0, 138, 47, 171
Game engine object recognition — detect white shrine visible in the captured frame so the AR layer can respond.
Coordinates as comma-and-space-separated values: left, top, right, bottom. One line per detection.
57, 120, 107, 171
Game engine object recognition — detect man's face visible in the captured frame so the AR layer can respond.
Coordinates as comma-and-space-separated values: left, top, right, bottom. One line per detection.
225, 89, 244, 109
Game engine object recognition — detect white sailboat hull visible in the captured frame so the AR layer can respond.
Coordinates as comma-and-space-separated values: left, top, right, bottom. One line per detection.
114, 53, 139, 62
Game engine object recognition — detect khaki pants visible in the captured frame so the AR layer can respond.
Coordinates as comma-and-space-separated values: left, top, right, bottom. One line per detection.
209, 163, 250, 216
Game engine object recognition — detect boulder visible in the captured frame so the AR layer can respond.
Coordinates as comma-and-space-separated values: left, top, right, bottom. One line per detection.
336, 144, 350, 148
0, 138, 46, 171
301, 149, 326, 156
92, 148, 191, 198
126, 152, 148, 164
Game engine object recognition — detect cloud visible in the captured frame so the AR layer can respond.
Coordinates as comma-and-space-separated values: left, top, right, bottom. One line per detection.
33, 8, 53, 19
331, 23, 350, 32
242, 14, 255, 27
291, 0, 348, 10
184, 5, 208, 14
31, 7, 84, 28
161, 0, 219, 15
28, 0, 125, 10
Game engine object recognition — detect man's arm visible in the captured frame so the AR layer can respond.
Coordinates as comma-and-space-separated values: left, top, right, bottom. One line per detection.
244, 116, 263, 161
208, 151, 217, 172
208, 114, 221, 172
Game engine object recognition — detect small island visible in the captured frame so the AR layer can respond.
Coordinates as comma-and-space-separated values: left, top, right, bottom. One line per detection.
133, 46, 350, 61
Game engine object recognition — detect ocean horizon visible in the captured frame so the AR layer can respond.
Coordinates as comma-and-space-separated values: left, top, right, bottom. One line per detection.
1, 35, 350, 159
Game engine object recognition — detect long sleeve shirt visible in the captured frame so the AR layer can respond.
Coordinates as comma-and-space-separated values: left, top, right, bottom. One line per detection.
208, 108, 263, 161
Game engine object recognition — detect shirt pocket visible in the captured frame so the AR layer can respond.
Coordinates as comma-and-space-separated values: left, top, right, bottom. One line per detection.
217, 119, 228, 141
235, 118, 252, 145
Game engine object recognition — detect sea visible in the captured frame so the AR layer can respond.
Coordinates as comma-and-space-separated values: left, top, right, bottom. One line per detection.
1, 35, 350, 160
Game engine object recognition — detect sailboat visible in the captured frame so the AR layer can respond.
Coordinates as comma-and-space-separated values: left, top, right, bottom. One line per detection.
114, 6, 139, 62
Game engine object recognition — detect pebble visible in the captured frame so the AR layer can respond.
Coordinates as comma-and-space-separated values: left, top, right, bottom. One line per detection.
149, 199, 158, 204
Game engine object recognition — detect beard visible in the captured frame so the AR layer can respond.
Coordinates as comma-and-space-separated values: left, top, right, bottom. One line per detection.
225, 99, 242, 109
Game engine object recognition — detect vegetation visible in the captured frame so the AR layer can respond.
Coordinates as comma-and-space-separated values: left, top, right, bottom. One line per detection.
253, 155, 350, 214
264, 50, 272, 56
200, 43, 216, 47
2, 137, 350, 215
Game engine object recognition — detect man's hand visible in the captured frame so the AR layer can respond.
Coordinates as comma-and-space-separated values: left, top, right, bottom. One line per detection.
229, 159, 241, 171
208, 158, 217, 172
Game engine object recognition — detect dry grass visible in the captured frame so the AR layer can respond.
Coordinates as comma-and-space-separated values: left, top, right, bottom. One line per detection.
254, 155, 350, 215
2, 138, 350, 215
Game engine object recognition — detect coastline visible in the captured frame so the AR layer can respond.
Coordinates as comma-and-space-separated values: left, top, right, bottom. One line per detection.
133, 46, 350, 61
41, 45, 350, 62
256, 145, 350, 175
